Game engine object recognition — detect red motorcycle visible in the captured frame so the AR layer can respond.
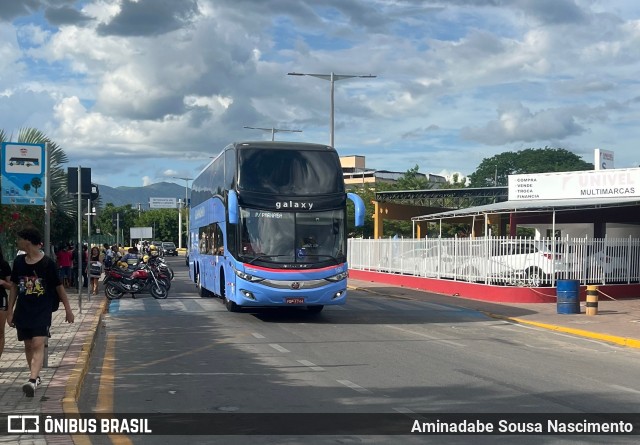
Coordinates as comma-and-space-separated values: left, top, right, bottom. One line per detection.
104, 261, 170, 300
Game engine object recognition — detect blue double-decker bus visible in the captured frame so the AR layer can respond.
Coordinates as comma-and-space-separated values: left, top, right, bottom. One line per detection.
188, 141, 364, 313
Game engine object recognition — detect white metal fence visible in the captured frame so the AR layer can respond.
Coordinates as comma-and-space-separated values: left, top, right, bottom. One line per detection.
347, 236, 640, 286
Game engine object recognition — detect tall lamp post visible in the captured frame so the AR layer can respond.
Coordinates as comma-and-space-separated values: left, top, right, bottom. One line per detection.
287, 71, 376, 147
243, 126, 302, 141
173, 176, 192, 249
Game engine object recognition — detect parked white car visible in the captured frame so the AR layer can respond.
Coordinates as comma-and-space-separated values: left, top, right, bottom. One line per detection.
582, 246, 629, 283
388, 247, 453, 277
458, 240, 571, 286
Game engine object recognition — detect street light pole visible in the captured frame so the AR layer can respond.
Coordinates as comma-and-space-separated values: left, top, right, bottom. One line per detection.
173, 176, 193, 249
243, 126, 302, 141
287, 71, 376, 147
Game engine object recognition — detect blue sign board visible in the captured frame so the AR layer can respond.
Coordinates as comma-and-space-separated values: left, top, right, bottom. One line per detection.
1, 142, 46, 206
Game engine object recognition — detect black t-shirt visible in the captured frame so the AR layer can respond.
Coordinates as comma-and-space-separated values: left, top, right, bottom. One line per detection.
10, 254, 61, 328
0, 259, 11, 309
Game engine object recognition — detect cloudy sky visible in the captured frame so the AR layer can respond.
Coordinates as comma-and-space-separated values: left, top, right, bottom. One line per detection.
2, 0, 640, 189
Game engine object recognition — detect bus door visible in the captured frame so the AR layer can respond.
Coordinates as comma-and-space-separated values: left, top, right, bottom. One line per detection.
211, 223, 225, 296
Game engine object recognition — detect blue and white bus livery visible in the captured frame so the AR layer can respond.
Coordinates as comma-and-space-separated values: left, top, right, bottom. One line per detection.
188, 141, 364, 313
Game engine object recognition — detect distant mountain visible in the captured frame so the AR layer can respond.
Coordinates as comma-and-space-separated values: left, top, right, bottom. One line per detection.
95, 182, 189, 208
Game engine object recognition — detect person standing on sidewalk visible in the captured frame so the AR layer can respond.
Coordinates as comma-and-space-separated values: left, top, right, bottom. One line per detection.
0, 245, 12, 359
56, 243, 73, 288
87, 246, 103, 296
6, 227, 75, 397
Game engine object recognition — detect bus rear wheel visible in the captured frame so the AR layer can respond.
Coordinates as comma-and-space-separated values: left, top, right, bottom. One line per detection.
197, 272, 210, 298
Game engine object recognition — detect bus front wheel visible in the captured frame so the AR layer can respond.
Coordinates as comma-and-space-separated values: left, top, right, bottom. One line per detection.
225, 297, 240, 312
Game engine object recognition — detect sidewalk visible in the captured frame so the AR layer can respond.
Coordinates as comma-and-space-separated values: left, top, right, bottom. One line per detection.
348, 278, 640, 349
0, 291, 106, 445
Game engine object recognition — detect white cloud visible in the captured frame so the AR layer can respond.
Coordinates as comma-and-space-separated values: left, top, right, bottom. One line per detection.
3, 0, 640, 187
0, 24, 24, 81
461, 102, 585, 145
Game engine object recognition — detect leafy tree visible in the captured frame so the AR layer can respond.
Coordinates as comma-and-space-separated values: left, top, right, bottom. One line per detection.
468, 147, 594, 187
389, 165, 434, 191
445, 172, 468, 188
136, 208, 180, 244
347, 165, 437, 238
347, 185, 376, 238
94, 204, 182, 246
93, 204, 139, 246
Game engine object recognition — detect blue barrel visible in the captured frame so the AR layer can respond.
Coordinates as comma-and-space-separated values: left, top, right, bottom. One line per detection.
556, 280, 580, 314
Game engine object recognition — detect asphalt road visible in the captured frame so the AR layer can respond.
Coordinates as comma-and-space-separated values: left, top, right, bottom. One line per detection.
78, 257, 640, 445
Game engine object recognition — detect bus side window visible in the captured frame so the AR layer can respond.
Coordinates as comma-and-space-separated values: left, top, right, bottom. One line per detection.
213, 223, 224, 255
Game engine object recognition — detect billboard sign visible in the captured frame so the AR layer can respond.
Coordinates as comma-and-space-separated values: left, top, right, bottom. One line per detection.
594, 148, 615, 170
130, 227, 153, 239
1, 142, 45, 205
508, 168, 640, 201
149, 197, 178, 209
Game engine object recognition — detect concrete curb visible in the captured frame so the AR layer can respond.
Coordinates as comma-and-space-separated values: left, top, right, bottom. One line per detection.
482, 312, 640, 350
63, 299, 108, 414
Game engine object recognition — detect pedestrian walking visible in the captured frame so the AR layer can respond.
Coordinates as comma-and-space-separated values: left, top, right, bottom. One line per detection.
6, 227, 75, 397
88, 246, 103, 295
81, 244, 88, 289
0, 246, 12, 359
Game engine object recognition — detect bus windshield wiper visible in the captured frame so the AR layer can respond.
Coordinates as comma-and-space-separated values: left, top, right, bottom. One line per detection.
246, 254, 290, 265
299, 255, 341, 265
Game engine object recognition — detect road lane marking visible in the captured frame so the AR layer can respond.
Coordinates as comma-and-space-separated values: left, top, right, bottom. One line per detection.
608, 384, 640, 395
96, 333, 134, 445
297, 360, 325, 371
269, 344, 290, 353
252, 333, 266, 339
95, 334, 116, 413
384, 325, 466, 347
393, 407, 415, 414
337, 379, 372, 394
88, 372, 273, 376
119, 341, 217, 373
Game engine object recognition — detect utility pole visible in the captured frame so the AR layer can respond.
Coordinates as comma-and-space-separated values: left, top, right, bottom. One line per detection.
243, 126, 302, 141
287, 72, 376, 147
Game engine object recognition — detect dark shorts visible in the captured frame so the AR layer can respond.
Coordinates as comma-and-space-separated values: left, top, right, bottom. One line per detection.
17, 326, 51, 341
59, 266, 72, 279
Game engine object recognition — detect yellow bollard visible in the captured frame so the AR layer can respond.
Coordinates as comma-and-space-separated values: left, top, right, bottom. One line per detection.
586, 285, 598, 316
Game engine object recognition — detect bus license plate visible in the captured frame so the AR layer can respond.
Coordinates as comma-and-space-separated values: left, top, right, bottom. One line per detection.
285, 297, 305, 304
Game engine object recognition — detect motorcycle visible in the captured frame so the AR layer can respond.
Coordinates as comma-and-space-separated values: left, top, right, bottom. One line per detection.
150, 255, 174, 281
104, 260, 170, 300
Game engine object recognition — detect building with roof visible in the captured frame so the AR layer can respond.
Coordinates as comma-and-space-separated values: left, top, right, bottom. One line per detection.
340, 155, 446, 189
412, 167, 640, 239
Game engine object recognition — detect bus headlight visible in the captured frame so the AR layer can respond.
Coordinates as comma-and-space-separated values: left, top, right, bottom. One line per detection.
234, 269, 264, 283
325, 271, 348, 282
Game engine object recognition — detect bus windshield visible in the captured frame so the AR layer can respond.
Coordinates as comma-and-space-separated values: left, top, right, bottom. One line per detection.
239, 207, 345, 266
237, 148, 344, 195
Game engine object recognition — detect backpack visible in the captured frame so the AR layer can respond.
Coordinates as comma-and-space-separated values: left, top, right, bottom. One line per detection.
103, 254, 113, 269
